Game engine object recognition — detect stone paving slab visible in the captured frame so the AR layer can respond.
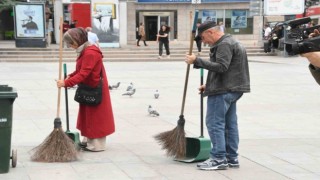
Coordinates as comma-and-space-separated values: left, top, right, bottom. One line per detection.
0, 56, 320, 179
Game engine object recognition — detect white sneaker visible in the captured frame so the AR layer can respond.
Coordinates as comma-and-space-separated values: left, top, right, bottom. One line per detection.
158, 56, 162, 59
198, 52, 201, 55
167, 55, 170, 58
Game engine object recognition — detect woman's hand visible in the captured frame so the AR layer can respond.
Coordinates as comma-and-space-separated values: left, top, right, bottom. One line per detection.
56, 79, 65, 88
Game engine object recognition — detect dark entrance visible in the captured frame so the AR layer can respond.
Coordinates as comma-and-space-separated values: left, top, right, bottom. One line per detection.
145, 16, 157, 41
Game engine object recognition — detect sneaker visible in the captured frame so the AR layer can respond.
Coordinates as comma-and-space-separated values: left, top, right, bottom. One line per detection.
228, 158, 240, 168
197, 158, 228, 170
167, 55, 170, 58
158, 56, 162, 59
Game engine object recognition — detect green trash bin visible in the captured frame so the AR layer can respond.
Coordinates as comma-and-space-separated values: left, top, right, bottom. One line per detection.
0, 85, 18, 174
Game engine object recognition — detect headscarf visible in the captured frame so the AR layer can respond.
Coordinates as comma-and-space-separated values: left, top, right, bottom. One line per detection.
63, 27, 88, 48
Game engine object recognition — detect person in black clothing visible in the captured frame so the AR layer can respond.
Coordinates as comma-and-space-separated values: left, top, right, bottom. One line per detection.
194, 22, 202, 55
271, 25, 284, 49
70, 20, 78, 28
156, 25, 170, 59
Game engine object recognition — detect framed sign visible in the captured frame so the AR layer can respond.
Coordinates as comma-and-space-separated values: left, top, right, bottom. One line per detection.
202, 10, 216, 23
231, 10, 247, 28
92, 1, 119, 47
264, 0, 304, 15
14, 3, 45, 38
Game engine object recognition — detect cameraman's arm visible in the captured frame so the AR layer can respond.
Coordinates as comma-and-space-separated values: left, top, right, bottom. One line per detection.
301, 52, 320, 68
301, 52, 320, 85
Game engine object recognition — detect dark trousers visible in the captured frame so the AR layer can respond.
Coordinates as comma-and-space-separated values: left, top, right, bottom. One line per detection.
159, 41, 170, 56
196, 39, 202, 52
137, 36, 147, 46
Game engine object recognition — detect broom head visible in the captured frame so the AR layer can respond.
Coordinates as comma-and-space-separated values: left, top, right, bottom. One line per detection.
154, 115, 186, 159
31, 118, 79, 162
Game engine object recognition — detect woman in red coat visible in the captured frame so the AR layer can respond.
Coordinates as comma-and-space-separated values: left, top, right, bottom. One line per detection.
56, 28, 115, 152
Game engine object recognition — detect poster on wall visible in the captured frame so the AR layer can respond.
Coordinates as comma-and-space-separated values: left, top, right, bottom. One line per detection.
202, 10, 216, 23
231, 10, 247, 28
91, 0, 119, 47
264, 0, 304, 15
14, 3, 45, 38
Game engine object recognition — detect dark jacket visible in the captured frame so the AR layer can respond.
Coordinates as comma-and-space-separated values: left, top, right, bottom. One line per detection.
194, 34, 250, 96
309, 64, 320, 85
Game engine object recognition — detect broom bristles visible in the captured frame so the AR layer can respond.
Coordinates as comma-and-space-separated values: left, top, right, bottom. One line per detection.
31, 127, 78, 162
154, 125, 186, 159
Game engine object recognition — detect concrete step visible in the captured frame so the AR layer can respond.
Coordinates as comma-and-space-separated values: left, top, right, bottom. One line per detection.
0, 46, 276, 62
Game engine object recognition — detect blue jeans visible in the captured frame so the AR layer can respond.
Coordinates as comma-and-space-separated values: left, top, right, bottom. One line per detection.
206, 92, 243, 160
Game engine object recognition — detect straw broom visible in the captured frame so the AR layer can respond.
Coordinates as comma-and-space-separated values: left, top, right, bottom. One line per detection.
31, 17, 78, 162
154, 11, 199, 159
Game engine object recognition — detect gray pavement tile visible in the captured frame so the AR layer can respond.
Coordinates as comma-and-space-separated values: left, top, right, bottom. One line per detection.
1, 58, 320, 179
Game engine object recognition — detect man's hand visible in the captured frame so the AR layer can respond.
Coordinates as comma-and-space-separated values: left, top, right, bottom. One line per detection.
198, 85, 205, 94
309, 29, 320, 38
185, 53, 197, 64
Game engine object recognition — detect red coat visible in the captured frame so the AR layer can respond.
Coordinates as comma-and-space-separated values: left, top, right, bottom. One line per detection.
64, 45, 115, 138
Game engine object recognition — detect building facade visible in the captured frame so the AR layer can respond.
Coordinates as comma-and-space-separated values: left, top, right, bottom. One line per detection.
1, 0, 266, 46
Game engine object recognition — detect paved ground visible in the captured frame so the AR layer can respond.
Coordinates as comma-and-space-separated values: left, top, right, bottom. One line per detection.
1, 42, 320, 179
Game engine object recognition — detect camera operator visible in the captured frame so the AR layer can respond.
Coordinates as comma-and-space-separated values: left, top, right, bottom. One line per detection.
301, 29, 320, 85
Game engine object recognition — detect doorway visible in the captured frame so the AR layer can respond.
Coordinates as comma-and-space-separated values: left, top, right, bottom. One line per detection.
145, 16, 157, 41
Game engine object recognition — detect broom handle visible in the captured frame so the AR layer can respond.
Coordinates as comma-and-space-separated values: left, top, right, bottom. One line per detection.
200, 68, 204, 137
63, 64, 70, 131
56, 17, 63, 117
180, 10, 199, 115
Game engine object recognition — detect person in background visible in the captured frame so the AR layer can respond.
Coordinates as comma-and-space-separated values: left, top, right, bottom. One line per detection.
185, 21, 250, 170
56, 27, 115, 152
219, 21, 225, 33
194, 22, 202, 55
86, 27, 100, 48
137, 22, 148, 46
70, 20, 78, 28
156, 25, 170, 59
264, 23, 271, 40
62, 20, 70, 34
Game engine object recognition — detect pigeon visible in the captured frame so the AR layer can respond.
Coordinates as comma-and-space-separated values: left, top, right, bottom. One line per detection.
148, 105, 160, 116
154, 90, 159, 99
126, 82, 134, 91
122, 88, 136, 97
111, 82, 120, 89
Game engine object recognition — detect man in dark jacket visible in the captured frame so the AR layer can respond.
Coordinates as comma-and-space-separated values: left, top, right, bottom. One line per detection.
185, 21, 250, 170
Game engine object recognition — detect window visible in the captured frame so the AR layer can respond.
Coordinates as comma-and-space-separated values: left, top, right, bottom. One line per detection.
225, 9, 253, 34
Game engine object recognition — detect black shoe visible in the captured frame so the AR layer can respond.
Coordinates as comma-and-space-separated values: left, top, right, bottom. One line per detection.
137, 45, 140, 46
145, 44, 148, 46
228, 158, 240, 168
78, 142, 87, 148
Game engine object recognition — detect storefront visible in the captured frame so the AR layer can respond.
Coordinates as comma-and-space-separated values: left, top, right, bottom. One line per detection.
1, 0, 260, 46
128, 0, 258, 45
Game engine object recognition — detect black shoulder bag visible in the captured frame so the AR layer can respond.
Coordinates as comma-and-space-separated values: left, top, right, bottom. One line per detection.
74, 70, 103, 106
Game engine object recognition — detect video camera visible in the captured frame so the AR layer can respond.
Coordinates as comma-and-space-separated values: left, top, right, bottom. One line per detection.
284, 17, 320, 55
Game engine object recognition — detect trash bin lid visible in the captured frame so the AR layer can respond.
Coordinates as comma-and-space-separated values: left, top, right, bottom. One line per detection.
0, 85, 18, 99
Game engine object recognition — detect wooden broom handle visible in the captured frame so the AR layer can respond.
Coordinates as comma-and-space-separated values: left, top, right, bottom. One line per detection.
56, 17, 63, 117
180, 11, 198, 115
